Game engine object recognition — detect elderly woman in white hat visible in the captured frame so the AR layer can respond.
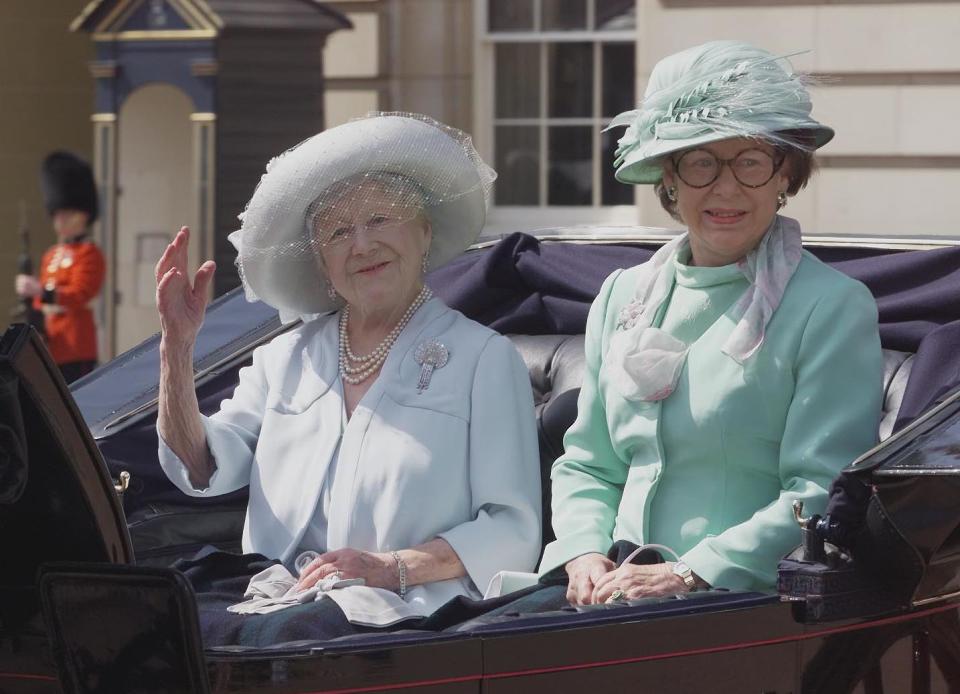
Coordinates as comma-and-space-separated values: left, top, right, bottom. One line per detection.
154, 113, 540, 643
539, 41, 883, 605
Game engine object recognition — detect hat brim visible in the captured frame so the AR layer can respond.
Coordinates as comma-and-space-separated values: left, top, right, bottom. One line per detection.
236, 116, 488, 317
614, 124, 835, 185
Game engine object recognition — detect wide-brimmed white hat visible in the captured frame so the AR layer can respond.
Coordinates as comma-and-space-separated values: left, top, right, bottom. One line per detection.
229, 112, 495, 322
609, 41, 834, 185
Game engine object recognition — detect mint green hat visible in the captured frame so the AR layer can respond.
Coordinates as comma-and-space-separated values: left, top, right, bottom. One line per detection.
610, 41, 834, 185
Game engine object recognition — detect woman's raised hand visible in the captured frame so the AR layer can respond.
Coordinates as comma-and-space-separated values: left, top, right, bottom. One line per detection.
155, 226, 216, 347
565, 553, 616, 605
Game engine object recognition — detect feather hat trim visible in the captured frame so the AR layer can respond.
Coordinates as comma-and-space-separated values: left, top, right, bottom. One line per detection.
609, 41, 834, 185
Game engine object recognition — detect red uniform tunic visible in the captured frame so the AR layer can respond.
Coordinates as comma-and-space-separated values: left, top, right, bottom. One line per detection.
33, 238, 105, 365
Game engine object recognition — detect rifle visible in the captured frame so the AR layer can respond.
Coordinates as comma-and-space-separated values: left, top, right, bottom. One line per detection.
11, 201, 46, 337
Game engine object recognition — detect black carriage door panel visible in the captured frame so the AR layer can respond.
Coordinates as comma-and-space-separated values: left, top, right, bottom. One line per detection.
480, 600, 800, 693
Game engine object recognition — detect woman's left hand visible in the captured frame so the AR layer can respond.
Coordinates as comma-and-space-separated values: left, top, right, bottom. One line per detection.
294, 548, 397, 592
590, 562, 689, 603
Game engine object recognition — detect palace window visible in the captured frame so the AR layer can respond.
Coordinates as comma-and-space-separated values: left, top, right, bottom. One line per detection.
481, 0, 636, 208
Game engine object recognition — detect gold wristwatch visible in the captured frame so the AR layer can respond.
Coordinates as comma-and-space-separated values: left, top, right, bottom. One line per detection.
672, 561, 697, 591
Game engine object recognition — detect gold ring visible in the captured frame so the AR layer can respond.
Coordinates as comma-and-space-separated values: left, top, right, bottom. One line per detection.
607, 588, 625, 602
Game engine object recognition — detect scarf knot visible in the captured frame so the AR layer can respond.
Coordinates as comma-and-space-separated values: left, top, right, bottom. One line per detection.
602, 215, 803, 402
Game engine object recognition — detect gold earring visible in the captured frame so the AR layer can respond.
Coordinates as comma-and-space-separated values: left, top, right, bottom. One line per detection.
777, 191, 787, 208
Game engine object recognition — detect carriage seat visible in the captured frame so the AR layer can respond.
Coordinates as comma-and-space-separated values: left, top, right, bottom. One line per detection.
506, 334, 915, 546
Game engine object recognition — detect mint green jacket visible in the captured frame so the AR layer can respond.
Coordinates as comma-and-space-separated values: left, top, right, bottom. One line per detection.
539, 251, 882, 591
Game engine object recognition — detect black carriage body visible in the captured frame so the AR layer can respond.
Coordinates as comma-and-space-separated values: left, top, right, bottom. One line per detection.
2, 231, 960, 693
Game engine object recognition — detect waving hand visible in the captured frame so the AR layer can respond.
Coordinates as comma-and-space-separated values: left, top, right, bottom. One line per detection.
155, 226, 216, 347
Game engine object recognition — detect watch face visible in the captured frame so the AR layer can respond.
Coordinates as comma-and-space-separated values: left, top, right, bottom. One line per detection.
673, 561, 690, 576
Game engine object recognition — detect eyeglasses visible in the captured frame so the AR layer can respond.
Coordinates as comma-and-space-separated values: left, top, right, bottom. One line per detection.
673, 148, 785, 189
312, 213, 411, 249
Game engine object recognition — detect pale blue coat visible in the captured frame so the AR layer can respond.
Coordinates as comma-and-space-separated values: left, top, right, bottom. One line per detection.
160, 298, 542, 621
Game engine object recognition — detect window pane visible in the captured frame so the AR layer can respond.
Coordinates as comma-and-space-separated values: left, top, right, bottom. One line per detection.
602, 42, 635, 117
595, 0, 636, 31
496, 126, 540, 206
495, 44, 540, 118
601, 129, 634, 205
542, 0, 587, 30
548, 43, 593, 118
548, 126, 592, 206
488, 0, 534, 31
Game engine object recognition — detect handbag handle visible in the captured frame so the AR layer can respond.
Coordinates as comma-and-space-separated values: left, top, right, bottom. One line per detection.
617, 542, 681, 567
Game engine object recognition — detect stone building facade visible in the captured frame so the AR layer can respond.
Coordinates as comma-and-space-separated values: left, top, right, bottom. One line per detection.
3, 1, 958, 353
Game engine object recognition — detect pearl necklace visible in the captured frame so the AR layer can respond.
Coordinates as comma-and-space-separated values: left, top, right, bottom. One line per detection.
338, 286, 433, 385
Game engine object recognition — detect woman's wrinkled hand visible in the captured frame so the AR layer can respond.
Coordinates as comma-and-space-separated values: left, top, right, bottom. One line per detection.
294, 548, 397, 593
591, 562, 688, 604
565, 553, 616, 605
155, 226, 215, 348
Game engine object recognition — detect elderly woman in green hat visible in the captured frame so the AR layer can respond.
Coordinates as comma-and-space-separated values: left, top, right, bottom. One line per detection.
540, 41, 883, 604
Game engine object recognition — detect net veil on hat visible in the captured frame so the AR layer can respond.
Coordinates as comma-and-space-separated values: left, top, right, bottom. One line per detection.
229, 112, 496, 323
609, 40, 835, 185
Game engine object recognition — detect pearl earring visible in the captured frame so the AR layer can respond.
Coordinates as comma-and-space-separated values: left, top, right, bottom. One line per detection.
421, 250, 430, 275
777, 191, 787, 209
325, 278, 338, 301
666, 186, 678, 203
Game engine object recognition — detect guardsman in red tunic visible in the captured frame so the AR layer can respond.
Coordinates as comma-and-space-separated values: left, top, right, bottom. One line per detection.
15, 152, 105, 383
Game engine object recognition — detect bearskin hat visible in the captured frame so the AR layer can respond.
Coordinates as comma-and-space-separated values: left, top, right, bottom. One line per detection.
40, 151, 99, 224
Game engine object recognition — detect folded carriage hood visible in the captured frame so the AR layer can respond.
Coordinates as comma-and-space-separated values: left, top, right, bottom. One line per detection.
71, 288, 286, 440
845, 386, 960, 478
842, 387, 960, 605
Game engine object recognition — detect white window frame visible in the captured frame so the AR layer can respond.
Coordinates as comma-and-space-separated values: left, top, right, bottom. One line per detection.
473, 0, 640, 237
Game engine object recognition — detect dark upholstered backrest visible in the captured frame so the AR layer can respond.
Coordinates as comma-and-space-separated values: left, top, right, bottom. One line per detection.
506, 334, 914, 547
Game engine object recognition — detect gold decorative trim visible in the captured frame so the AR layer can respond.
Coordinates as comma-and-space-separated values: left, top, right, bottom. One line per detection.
91, 117, 119, 360
95, 0, 140, 34
192, 118, 217, 280
169, 0, 217, 30
190, 59, 219, 77
97, 0, 210, 33
191, 0, 225, 29
72, 0, 224, 34
92, 29, 217, 41
89, 60, 119, 79
70, 0, 107, 32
